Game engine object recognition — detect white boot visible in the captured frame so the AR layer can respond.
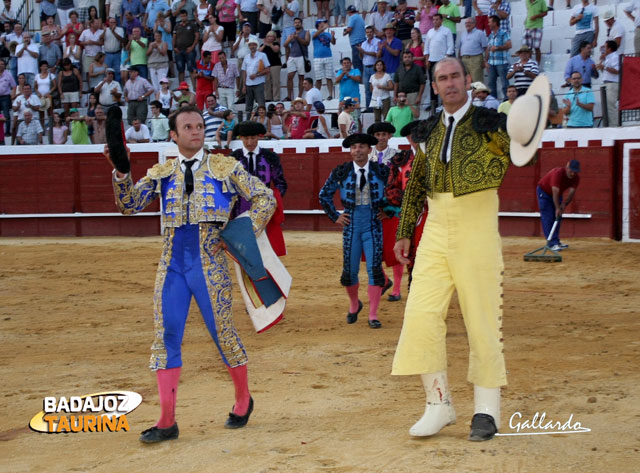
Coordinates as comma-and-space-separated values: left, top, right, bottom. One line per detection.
409, 371, 456, 437
473, 386, 501, 429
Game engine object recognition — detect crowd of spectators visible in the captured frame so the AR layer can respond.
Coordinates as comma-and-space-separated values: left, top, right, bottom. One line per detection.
0, 0, 634, 145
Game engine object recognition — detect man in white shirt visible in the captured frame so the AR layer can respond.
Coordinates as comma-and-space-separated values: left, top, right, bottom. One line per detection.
4, 22, 23, 82
232, 22, 258, 103
103, 17, 125, 83
424, 14, 454, 107
125, 118, 152, 142
79, 19, 105, 79
240, 38, 270, 115
94, 69, 123, 106
601, 10, 625, 54
358, 25, 380, 110
596, 40, 620, 127
624, 0, 640, 54
15, 33, 39, 87
301, 78, 323, 117
12, 83, 41, 121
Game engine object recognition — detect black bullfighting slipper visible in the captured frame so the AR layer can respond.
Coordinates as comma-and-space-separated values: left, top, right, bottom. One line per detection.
382, 278, 393, 296
388, 294, 401, 302
346, 300, 363, 324
368, 319, 382, 329
469, 413, 498, 442
225, 397, 254, 429
139, 423, 179, 444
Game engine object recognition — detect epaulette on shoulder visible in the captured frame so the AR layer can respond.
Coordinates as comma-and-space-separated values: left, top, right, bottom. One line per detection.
391, 149, 412, 167
412, 115, 439, 143
371, 160, 389, 179
332, 162, 353, 183
472, 106, 507, 133
147, 159, 177, 179
208, 153, 239, 180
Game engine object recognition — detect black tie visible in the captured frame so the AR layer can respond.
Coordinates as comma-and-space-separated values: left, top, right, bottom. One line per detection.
184, 160, 196, 195
248, 151, 254, 174
359, 168, 366, 191
441, 116, 455, 164
606, 27, 611, 38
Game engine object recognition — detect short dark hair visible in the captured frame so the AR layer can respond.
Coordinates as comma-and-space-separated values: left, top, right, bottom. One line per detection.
489, 15, 500, 24
222, 109, 233, 119
341, 57, 351, 63
403, 49, 414, 56
202, 50, 211, 57
374, 59, 386, 71
150, 100, 162, 109
303, 77, 313, 85
605, 40, 618, 52
179, 9, 188, 15
433, 13, 443, 20
168, 104, 203, 132
579, 40, 591, 51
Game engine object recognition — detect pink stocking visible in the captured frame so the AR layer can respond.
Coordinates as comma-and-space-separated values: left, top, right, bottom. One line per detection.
368, 285, 382, 320
227, 364, 251, 415
156, 367, 181, 428
346, 283, 360, 313
392, 264, 404, 296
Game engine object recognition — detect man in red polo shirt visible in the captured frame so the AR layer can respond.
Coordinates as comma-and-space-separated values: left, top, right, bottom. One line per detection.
536, 159, 581, 251
285, 97, 316, 139
195, 51, 216, 110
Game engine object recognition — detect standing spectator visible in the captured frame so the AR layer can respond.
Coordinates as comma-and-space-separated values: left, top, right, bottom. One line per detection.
67, 107, 91, 144
57, 0, 75, 28
344, 5, 366, 72
173, 81, 196, 106
195, 50, 215, 109
154, 11, 173, 75
143, 0, 170, 36
50, 111, 69, 144
485, 15, 511, 100
241, 37, 270, 114
378, 24, 403, 75
57, 58, 82, 116
127, 26, 149, 80
282, 0, 300, 41
506, 45, 538, 95
569, 0, 598, 57
123, 65, 154, 124
392, 0, 415, 50
16, 109, 43, 144
261, 30, 282, 101
471, 81, 500, 109
123, 10, 143, 36
213, 51, 239, 110
148, 100, 170, 140
203, 93, 227, 139
38, 0, 58, 25
16, 33, 38, 87
523, 0, 548, 65
488, 0, 511, 33
88, 52, 107, 92
173, 10, 199, 86
94, 68, 123, 106
147, 30, 169, 93
91, 105, 107, 144
312, 19, 336, 99
232, 22, 257, 103
171, 0, 197, 22
34, 60, 56, 127
38, 31, 62, 71
301, 77, 322, 117
5, 22, 23, 82
408, 28, 425, 70
371, 0, 393, 38
106, 0, 125, 25
0, 0, 15, 24
358, 25, 380, 111
104, 17, 125, 83
284, 17, 309, 101
596, 40, 620, 127
473, 0, 492, 35
74, 0, 94, 24
79, 19, 105, 80
624, 1, 640, 54
563, 41, 598, 88
369, 59, 393, 122
332, 0, 346, 27
62, 10, 84, 43
561, 71, 594, 128
85, 6, 101, 28
202, 14, 224, 61
497, 84, 518, 114
238, 0, 259, 34
256, 0, 275, 38
157, 77, 172, 113
438, 0, 461, 45
125, 118, 151, 142
40, 16, 62, 47
394, 50, 425, 109
337, 97, 357, 137
0, 59, 14, 137
385, 91, 418, 135
459, 17, 488, 84
602, 11, 625, 53
64, 33, 82, 70
215, 0, 238, 49
315, 0, 331, 27
424, 14, 454, 106
416, 0, 438, 39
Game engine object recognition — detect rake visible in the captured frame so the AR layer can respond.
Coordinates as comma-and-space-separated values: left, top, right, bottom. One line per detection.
524, 217, 562, 263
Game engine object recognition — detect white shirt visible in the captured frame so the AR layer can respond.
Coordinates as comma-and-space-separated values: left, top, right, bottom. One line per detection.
178, 148, 204, 172
16, 43, 39, 75
97, 79, 123, 106
79, 28, 104, 57
624, 0, 640, 28
352, 159, 370, 205
606, 20, 625, 54
441, 96, 471, 163
104, 26, 125, 53
424, 26, 454, 62
475, 0, 492, 15
602, 52, 620, 83
571, 4, 598, 34
234, 34, 259, 59
242, 146, 260, 171
241, 51, 270, 86
125, 123, 151, 141
302, 87, 323, 116
13, 94, 41, 120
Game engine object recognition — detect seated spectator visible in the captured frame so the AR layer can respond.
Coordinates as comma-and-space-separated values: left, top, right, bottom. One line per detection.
337, 97, 358, 138
50, 111, 69, 144
125, 118, 151, 142
215, 109, 236, 148
66, 107, 90, 144
311, 100, 331, 138
173, 81, 196, 107
563, 41, 599, 88
148, 100, 170, 141
385, 91, 418, 135
268, 102, 285, 139
506, 45, 539, 95
497, 85, 518, 114
250, 104, 269, 128
91, 105, 106, 144
203, 93, 227, 140
301, 77, 323, 117
16, 109, 42, 144
471, 81, 500, 109
283, 97, 314, 139
561, 71, 594, 128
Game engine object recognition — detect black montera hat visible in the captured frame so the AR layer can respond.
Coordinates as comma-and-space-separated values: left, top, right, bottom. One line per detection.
342, 133, 378, 148
233, 121, 267, 137
367, 122, 396, 135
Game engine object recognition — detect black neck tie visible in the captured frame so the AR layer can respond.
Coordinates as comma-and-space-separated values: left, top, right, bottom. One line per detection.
606, 27, 611, 38
441, 116, 455, 165
248, 151, 255, 174
184, 160, 196, 195
359, 168, 366, 191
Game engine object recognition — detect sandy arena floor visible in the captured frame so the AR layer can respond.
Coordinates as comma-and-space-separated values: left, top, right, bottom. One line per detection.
0, 232, 639, 473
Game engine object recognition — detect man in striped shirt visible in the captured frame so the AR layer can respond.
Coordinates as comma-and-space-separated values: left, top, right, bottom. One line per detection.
203, 94, 227, 140
485, 15, 511, 100
506, 45, 539, 96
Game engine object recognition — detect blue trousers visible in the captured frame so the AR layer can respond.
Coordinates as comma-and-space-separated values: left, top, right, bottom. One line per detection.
363, 64, 374, 109
105, 52, 121, 83
351, 43, 363, 73
488, 63, 509, 100
537, 186, 562, 246
150, 224, 247, 370
347, 205, 376, 285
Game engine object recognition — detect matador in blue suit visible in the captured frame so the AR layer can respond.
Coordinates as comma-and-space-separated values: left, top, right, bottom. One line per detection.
108, 105, 275, 444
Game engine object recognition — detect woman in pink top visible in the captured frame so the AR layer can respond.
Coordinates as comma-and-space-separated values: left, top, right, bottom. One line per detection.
416, 0, 438, 36
408, 28, 426, 70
